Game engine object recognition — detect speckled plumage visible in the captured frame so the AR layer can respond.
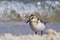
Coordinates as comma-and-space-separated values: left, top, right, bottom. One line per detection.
26, 14, 46, 35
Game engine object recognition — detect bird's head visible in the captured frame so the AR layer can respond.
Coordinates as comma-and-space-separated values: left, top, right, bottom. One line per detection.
26, 14, 37, 23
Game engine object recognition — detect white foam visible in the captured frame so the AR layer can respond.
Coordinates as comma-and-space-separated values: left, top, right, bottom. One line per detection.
0, 29, 60, 40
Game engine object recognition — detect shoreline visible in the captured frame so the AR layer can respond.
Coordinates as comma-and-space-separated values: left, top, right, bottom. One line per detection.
0, 29, 60, 40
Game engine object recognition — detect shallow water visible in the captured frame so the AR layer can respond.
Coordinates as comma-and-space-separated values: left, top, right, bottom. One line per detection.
0, 22, 60, 35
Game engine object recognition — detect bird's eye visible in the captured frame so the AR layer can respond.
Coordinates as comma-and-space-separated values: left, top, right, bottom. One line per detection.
30, 16, 33, 19
31, 17, 33, 19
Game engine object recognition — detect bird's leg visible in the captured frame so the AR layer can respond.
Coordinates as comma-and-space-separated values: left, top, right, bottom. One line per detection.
41, 31, 43, 35
35, 32, 37, 34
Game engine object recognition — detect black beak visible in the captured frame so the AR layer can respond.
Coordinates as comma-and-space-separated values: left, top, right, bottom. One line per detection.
26, 19, 30, 23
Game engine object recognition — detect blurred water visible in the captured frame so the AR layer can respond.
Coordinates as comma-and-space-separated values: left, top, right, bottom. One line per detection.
0, 22, 60, 35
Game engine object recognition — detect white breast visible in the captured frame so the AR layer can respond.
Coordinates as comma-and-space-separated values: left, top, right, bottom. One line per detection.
30, 20, 45, 32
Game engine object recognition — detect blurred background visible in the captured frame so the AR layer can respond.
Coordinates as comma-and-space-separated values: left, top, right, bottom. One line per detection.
0, 0, 60, 35
0, 0, 60, 22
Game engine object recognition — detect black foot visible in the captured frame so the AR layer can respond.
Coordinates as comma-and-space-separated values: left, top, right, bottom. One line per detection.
35, 32, 37, 34
41, 31, 43, 35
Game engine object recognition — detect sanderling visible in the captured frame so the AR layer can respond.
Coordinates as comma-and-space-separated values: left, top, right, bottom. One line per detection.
26, 14, 47, 35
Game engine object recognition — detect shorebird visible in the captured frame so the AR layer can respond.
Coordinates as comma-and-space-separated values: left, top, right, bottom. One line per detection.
26, 14, 47, 35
